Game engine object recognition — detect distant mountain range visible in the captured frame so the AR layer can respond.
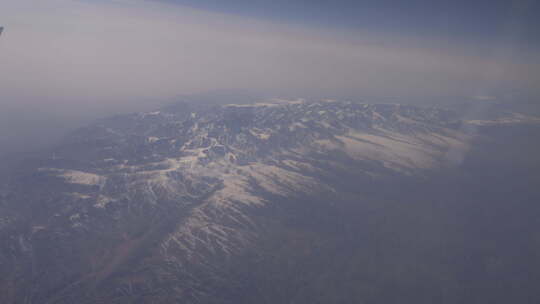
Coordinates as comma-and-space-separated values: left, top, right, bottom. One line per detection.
1, 99, 539, 303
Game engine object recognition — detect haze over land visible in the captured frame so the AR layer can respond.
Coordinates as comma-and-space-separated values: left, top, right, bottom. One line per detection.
1, 0, 540, 158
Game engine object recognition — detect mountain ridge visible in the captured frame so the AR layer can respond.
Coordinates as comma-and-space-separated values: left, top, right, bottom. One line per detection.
0, 99, 538, 303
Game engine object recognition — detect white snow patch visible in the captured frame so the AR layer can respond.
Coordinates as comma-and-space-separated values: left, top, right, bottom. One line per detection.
94, 195, 116, 208
394, 114, 418, 124
343, 132, 434, 169
40, 168, 105, 186
289, 122, 306, 131
225, 98, 305, 108
315, 128, 469, 172
148, 136, 160, 143
281, 159, 316, 172
246, 163, 320, 196
467, 113, 540, 126
249, 129, 271, 140
68, 192, 92, 199
210, 172, 264, 206
372, 111, 386, 121
61, 170, 104, 186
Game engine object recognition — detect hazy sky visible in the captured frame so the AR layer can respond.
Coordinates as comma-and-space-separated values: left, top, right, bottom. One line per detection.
1, 0, 539, 108
166, 0, 540, 44
0, 0, 539, 156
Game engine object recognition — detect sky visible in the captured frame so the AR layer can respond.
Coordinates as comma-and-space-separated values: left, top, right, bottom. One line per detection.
165, 0, 540, 45
0, 0, 539, 155
1, 0, 539, 105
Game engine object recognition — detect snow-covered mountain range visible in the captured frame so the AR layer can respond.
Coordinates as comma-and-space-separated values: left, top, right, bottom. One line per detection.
0, 99, 538, 303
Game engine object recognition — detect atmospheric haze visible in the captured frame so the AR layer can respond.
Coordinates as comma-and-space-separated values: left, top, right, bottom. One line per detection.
0, 0, 539, 155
